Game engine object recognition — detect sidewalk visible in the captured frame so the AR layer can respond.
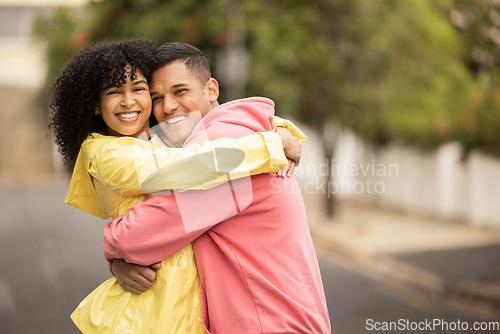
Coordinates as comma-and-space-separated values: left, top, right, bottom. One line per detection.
308, 200, 500, 320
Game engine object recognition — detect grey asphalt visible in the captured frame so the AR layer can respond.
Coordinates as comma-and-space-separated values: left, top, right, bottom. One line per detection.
0, 184, 109, 333
309, 201, 500, 323
395, 245, 500, 282
318, 254, 493, 334
1, 184, 499, 333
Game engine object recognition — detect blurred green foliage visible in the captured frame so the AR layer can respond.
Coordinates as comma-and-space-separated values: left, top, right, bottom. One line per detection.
37, 0, 500, 157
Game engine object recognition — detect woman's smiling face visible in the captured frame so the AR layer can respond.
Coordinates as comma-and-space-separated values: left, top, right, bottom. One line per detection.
99, 67, 152, 138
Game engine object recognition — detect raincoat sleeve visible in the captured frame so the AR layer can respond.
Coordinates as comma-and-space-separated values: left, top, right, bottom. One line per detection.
272, 116, 308, 144
88, 131, 287, 195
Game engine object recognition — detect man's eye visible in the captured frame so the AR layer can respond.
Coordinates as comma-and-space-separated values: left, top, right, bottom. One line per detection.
152, 96, 163, 103
175, 89, 187, 95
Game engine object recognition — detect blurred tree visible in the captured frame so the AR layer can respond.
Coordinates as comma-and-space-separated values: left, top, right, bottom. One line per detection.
244, 0, 358, 216
244, 0, 475, 215
328, 0, 474, 150
36, 0, 233, 102
35, 7, 82, 106
447, 0, 500, 157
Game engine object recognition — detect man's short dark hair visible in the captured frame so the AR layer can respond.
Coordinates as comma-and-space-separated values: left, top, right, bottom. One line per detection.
155, 42, 212, 85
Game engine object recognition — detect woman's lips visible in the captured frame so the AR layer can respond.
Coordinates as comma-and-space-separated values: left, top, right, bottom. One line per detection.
117, 112, 140, 120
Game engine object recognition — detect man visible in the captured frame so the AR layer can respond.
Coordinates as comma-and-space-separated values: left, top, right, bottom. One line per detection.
105, 42, 331, 333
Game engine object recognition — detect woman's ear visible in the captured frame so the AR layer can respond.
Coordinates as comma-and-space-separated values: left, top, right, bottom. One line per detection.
205, 78, 219, 103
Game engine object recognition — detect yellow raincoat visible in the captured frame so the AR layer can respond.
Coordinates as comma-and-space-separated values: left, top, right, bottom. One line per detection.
68, 117, 304, 333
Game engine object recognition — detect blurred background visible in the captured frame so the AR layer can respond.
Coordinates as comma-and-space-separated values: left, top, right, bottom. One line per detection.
1, 0, 500, 333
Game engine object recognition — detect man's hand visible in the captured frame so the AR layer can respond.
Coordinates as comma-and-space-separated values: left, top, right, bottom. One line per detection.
111, 259, 162, 295
276, 127, 301, 178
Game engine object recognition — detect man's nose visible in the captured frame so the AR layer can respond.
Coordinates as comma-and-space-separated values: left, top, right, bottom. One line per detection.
163, 96, 178, 113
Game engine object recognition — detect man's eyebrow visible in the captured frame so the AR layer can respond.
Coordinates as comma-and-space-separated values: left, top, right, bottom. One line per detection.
150, 83, 188, 96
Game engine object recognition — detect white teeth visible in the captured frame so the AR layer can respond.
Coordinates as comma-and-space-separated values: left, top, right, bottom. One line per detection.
166, 115, 187, 125
117, 112, 139, 119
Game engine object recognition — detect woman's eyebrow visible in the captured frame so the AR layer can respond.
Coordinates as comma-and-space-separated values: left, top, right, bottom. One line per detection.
102, 79, 147, 90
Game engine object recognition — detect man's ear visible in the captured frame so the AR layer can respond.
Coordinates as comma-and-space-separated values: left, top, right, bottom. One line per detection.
205, 78, 219, 103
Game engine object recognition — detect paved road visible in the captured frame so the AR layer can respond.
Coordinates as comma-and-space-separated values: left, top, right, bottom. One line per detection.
317, 253, 492, 334
0, 185, 496, 333
0, 185, 108, 333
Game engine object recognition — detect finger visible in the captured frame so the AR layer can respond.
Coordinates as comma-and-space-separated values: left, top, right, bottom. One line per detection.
122, 284, 145, 295
285, 159, 295, 178
135, 278, 154, 290
287, 161, 296, 176
278, 166, 287, 178
122, 274, 146, 287
136, 267, 157, 283
280, 164, 290, 178
120, 268, 154, 288
127, 275, 153, 290
118, 274, 149, 293
150, 262, 162, 270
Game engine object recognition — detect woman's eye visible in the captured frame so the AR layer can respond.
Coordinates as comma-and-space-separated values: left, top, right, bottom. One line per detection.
106, 90, 119, 95
134, 87, 146, 92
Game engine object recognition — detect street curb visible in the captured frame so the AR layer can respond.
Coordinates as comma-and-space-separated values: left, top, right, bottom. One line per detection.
310, 226, 500, 319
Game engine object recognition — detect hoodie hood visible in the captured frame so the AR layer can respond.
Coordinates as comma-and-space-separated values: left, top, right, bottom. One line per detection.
184, 97, 276, 147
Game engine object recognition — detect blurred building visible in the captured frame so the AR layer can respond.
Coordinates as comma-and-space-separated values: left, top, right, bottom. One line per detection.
298, 125, 500, 229
0, 0, 87, 87
0, 0, 87, 184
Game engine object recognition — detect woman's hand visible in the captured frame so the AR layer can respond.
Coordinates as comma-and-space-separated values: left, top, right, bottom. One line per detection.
276, 127, 301, 178
278, 158, 297, 178
112, 259, 162, 294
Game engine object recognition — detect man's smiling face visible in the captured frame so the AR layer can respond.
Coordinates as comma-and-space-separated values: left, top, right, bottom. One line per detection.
150, 60, 217, 147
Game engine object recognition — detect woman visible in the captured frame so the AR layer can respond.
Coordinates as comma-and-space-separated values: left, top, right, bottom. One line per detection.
49, 38, 303, 333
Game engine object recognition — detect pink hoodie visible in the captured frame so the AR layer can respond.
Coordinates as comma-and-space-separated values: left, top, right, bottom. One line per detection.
103, 97, 331, 333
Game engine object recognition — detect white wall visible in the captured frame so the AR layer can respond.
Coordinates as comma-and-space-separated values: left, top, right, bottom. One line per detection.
296, 124, 500, 229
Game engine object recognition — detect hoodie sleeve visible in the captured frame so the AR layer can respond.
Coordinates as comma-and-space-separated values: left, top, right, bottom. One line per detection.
103, 193, 211, 265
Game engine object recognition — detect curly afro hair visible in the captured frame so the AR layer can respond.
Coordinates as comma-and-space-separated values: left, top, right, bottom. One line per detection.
49, 38, 157, 167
